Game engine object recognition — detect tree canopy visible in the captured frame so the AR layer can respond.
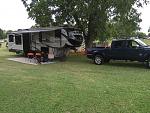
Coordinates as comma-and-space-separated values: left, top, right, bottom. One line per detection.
21, 0, 148, 47
0, 28, 6, 39
136, 32, 147, 38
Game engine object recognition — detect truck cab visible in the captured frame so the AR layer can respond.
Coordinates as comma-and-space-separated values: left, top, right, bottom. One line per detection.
110, 39, 148, 61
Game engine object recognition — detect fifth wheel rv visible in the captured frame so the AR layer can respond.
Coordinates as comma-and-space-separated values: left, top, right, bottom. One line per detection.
7, 27, 83, 58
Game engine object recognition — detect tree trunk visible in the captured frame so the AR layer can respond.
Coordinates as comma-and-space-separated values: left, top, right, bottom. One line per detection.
85, 35, 93, 48
85, 16, 96, 48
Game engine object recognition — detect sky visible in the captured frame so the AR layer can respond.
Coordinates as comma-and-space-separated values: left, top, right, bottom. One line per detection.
0, 0, 150, 34
0, 0, 35, 30
139, 4, 150, 33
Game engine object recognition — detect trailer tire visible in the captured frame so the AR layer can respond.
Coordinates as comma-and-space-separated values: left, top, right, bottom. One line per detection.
94, 55, 104, 65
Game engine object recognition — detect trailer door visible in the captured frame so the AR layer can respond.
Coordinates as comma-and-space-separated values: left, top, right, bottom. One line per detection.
23, 33, 31, 54
14, 34, 23, 51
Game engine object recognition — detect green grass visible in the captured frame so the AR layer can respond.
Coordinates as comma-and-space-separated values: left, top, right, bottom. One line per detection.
142, 39, 150, 45
0, 43, 150, 113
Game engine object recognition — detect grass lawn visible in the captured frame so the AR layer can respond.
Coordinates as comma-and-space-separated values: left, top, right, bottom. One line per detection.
0, 43, 150, 113
143, 39, 150, 45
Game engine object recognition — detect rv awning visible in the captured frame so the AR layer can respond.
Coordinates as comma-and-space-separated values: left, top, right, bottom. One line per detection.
8, 27, 65, 34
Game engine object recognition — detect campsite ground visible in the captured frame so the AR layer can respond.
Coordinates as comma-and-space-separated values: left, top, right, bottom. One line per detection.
0, 41, 150, 113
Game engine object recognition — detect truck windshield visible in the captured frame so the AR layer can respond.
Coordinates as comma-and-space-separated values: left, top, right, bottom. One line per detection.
135, 39, 147, 46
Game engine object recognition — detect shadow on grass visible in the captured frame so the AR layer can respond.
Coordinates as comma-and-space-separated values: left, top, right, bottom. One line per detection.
68, 55, 148, 69
4, 53, 149, 69
105, 61, 146, 69
67, 55, 90, 64
4, 54, 24, 59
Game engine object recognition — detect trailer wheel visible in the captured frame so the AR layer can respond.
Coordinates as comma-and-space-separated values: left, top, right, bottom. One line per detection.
94, 55, 104, 65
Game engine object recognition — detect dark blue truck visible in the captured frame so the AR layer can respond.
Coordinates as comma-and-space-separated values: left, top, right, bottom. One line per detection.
86, 39, 150, 68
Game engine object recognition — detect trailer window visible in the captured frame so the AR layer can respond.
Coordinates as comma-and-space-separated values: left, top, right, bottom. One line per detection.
9, 35, 14, 42
55, 30, 61, 38
15, 35, 22, 45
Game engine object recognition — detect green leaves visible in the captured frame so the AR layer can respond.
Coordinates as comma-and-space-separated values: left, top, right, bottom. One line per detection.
0, 29, 6, 39
21, 0, 149, 47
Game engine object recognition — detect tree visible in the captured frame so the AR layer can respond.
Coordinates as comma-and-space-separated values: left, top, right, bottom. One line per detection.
147, 26, 150, 37
0, 28, 6, 39
148, 33, 150, 37
21, 0, 148, 48
136, 32, 147, 38
148, 26, 150, 32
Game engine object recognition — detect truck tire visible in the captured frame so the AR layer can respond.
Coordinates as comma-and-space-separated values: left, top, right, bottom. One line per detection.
94, 55, 104, 65
146, 57, 150, 68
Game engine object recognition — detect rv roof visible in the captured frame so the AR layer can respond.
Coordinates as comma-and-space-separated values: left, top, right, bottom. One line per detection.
8, 27, 76, 34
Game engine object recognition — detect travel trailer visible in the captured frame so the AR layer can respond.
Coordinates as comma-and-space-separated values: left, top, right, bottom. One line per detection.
7, 27, 83, 58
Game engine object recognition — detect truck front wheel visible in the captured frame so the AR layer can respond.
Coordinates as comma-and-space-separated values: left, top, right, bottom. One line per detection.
94, 55, 104, 65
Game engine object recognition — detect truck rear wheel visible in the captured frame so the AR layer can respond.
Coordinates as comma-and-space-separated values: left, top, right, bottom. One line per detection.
94, 55, 104, 65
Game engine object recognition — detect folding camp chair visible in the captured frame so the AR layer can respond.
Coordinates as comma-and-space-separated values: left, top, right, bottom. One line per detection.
27, 52, 34, 62
35, 52, 42, 64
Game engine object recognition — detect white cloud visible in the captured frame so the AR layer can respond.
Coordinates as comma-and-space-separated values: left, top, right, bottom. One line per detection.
139, 4, 150, 34
0, 0, 35, 30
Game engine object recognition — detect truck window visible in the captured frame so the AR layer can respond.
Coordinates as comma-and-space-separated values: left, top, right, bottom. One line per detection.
112, 41, 124, 48
131, 41, 140, 48
9, 35, 14, 42
15, 35, 22, 45
127, 41, 140, 48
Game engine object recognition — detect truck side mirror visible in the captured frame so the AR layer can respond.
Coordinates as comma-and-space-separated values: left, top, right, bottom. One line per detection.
136, 45, 139, 48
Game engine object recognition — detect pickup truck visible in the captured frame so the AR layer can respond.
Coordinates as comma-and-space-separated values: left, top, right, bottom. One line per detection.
86, 39, 150, 68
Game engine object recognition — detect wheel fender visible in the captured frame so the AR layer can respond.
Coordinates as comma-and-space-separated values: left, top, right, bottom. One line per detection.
144, 53, 150, 61
94, 52, 105, 58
